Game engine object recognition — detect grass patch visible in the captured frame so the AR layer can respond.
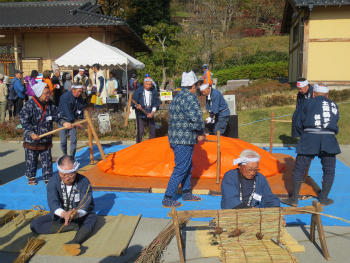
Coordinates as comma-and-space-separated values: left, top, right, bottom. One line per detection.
237, 101, 350, 144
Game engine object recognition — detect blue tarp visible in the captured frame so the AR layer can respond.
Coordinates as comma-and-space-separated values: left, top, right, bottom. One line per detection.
0, 145, 349, 226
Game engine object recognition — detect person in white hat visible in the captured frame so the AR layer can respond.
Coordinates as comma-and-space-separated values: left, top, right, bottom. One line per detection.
58, 82, 85, 157
200, 83, 230, 135
282, 83, 340, 207
162, 71, 206, 208
20, 82, 72, 185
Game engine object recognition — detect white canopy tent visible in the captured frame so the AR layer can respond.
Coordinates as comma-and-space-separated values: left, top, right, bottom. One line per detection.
55, 37, 146, 99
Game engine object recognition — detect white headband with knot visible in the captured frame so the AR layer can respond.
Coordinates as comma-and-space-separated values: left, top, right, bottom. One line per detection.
297, 80, 308, 88
56, 156, 80, 174
79, 68, 84, 71
313, 83, 329, 93
233, 157, 260, 165
72, 84, 83, 89
200, 84, 209, 91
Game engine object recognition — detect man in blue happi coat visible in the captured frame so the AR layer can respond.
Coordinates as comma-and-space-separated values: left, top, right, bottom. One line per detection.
296, 78, 314, 108
282, 83, 340, 207
20, 82, 72, 185
200, 83, 230, 135
58, 82, 85, 157
221, 149, 280, 209
163, 71, 206, 208
30, 155, 98, 256
132, 77, 160, 143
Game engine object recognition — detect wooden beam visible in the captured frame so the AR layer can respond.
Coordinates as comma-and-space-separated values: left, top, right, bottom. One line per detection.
171, 207, 186, 263
46, 34, 50, 59
308, 81, 350, 85
309, 38, 350, 42
302, 9, 310, 79
216, 131, 221, 184
13, 33, 18, 70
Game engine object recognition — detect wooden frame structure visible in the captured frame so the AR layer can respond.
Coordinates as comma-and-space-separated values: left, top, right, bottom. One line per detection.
39, 109, 106, 164
168, 201, 330, 262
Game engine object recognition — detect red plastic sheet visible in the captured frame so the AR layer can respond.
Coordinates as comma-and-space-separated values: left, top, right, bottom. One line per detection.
97, 136, 285, 179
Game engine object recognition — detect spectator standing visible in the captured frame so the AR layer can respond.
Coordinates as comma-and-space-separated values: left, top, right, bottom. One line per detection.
63, 73, 72, 92
11, 69, 25, 117
74, 68, 89, 104
42, 70, 54, 102
0, 73, 8, 123
3, 76, 13, 121
91, 63, 106, 110
129, 74, 141, 91
25, 70, 38, 100
201, 64, 213, 86
51, 69, 63, 107
106, 71, 119, 113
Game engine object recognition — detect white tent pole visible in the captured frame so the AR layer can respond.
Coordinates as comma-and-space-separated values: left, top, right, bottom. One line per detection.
126, 61, 128, 102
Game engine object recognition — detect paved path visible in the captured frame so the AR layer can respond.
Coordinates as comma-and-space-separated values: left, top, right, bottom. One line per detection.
1, 141, 349, 263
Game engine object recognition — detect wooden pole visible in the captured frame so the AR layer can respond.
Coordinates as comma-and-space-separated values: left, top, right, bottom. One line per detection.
124, 92, 133, 127
311, 201, 330, 260
171, 206, 185, 263
84, 110, 106, 162
88, 125, 94, 164
131, 99, 149, 115
38, 119, 88, 138
216, 131, 221, 184
269, 112, 274, 154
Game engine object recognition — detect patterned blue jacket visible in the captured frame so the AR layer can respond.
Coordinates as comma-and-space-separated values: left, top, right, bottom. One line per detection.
168, 88, 204, 145
20, 98, 66, 144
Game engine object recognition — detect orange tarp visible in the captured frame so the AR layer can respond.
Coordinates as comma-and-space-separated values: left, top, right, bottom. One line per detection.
97, 136, 285, 179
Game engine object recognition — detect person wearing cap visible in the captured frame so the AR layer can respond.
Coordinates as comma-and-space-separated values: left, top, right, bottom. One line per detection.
11, 69, 26, 116
0, 73, 8, 123
200, 83, 230, 135
201, 64, 213, 86
20, 82, 72, 185
74, 68, 89, 103
24, 70, 39, 100
132, 77, 160, 143
282, 83, 340, 207
91, 63, 106, 109
58, 82, 85, 157
296, 78, 313, 108
221, 149, 280, 209
30, 155, 97, 256
163, 71, 206, 208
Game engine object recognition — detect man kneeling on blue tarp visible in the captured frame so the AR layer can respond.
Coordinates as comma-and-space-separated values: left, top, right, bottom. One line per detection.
30, 155, 97, 256
221, 149, 280, 209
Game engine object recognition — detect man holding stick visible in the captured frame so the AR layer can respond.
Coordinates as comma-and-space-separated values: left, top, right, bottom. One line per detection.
30, 155, 97, 256
20, 82, 72, 185
58, 82, 85, 157
132, 77, 160, 143
163, 71, 206, 208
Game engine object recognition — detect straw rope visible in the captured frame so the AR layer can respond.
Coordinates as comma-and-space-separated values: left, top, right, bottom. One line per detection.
296, 210, 350, 224
12, 237, 45, 263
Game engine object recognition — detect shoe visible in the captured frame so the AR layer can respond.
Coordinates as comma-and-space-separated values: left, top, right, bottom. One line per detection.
50, 221, 79, 234
28, 178, 38, 185
281, 181, 302, 207
182, 191, 202, 201
62, 227, 90, 256
162, 196, 183, 208
62, 150, 67, 156
70, 150, 76, 158
320, 182, 334, 206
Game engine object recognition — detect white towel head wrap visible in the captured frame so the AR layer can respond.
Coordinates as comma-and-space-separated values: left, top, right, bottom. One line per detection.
233, 149, 261, 166
32, 82, 48, 97
181, 71, 198, 87
56, 156, 80, 174
200, 83, 209, 91
313, 83, 329, 93
297, 80, 308, 88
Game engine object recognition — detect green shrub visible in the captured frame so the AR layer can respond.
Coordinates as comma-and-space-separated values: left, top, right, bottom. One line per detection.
329, 89, 350, 103
213, 62, 288, 86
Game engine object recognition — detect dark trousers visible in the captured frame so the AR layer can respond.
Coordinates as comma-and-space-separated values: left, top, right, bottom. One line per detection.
292, 154, 336, 184
59, 125, 77, 155
136, 116, 155, 143
14, 97, 24, 116
54, 90, 62, 107
165, 144, 194, 197
30, 213, 98, 234
205, 116, 229, 135
24, 147, 52, 181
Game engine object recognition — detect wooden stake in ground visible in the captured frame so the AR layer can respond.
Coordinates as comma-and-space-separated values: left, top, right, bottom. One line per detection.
87, 125, 94, 164
216, 131, 221, 184
84, 110, 106, 162
124, 92, 133, 127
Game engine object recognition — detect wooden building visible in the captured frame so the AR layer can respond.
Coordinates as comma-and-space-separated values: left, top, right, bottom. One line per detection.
0, 0, 150, 79
281, 0, 350, 88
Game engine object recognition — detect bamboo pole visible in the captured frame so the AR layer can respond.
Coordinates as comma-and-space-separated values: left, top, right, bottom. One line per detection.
216, 131, 221, 184
171, 206, 185, 263
269, 112, 274, 154
87, 125, 94, 164
124, 92, 133, 127
38, 119, 88, 138
84, 110, 106, 162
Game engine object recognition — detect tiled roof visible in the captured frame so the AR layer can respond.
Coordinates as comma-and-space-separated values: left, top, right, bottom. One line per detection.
292, 0, 350, 7
0, 0, 125, 28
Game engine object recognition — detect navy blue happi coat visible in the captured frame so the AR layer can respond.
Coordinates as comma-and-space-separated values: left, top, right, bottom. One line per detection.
292, 96, 340, 155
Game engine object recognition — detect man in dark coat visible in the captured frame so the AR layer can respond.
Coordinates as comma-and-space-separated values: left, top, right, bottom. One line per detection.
221, 149, 280, 209
132, 77, 160, 143
58, 82, 85, 157
296, 78, 314, 108
282, 83, 340, 207
51, 69, 64, 107
30, 155, 98, 256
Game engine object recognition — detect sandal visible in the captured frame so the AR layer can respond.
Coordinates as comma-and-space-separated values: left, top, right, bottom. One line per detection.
162, 198, 183, 208
28, 178, 38, 185
182, 193, 202, 202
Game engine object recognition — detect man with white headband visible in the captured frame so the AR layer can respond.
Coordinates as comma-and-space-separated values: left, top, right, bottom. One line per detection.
163, 71, 206, 208
58, 82, 85, 157
74, 68, 89, 103
296, 78, 313, 108
282, 83, 340, 207
20, 82, 72, 185
132, 77, 160, 143
30, 155, 97, 256
221, 149, 280, 209
200, 83, 230, 135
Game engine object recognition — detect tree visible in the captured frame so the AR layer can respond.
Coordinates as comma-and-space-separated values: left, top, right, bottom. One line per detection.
142, 23, 181, 89
98, 0, 133, 18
